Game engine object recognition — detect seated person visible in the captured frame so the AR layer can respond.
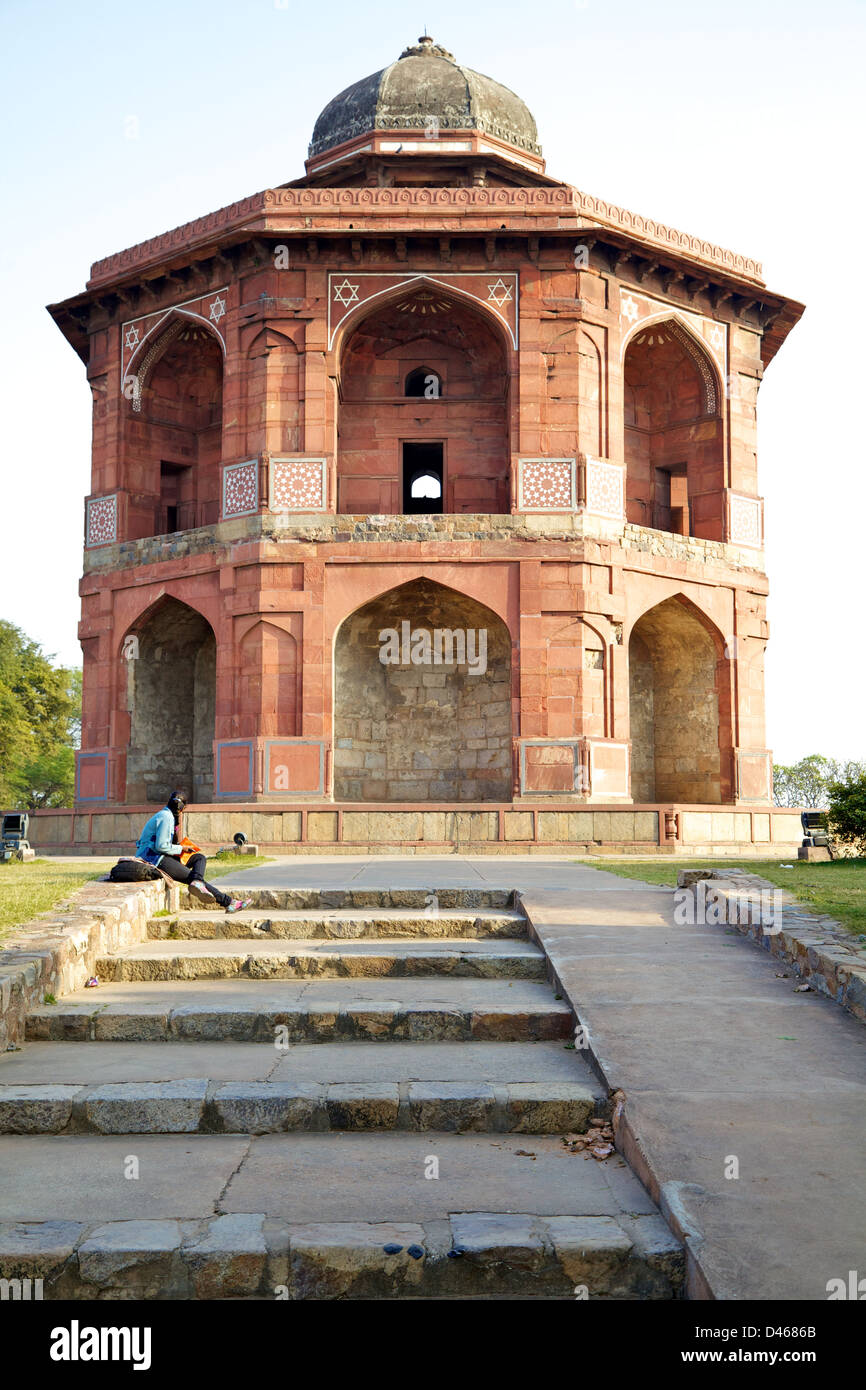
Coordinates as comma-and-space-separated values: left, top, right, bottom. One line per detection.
136, 791, 250, 914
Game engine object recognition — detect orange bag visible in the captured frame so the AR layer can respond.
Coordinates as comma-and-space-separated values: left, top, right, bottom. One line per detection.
177, 836, 201, 866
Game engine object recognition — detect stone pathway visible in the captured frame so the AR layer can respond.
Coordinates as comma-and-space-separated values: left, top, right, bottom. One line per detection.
0, 882, 682, 1300
521, 882, 866, 1301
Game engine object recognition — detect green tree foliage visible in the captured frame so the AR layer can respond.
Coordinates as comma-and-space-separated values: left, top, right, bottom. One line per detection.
827, 772, 866, 856
772, 754, 866, 808
0, 621, 81, 809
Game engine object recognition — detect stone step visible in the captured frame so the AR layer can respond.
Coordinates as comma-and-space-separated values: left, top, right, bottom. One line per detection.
26, 978, 573, 1044
148, 907, 527, 941
97, 937, 546, 982
0, 1077, 603, 1134
0, 1039, 596, 1085
180, 887, 517, 912
0, 1133, 683, 1298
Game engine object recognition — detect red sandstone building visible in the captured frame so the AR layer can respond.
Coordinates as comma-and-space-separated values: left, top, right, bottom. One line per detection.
44, 36, 805, 855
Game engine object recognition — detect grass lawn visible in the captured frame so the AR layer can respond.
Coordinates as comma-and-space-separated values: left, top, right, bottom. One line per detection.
0, 851, 273, 941
589, 856, 866, 942
0, 858, 113, 940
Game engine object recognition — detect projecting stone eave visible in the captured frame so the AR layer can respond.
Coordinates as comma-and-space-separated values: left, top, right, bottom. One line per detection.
46, 179, 804, 370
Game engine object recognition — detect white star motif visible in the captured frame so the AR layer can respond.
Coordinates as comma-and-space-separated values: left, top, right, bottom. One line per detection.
622, 296, 639, 323
208, 294, 226, 324
333, 278, 360, 306
709, 324, 724, 349
124, 325, 140, 350
487, 278, 513, 307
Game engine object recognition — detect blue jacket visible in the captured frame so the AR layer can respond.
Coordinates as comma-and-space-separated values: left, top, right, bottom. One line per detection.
136, 808, 179, 865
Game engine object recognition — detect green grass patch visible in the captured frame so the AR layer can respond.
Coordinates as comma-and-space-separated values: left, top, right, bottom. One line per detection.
0, 858, 113, 941
205, 852, 273, 877
589, 856, 866, 941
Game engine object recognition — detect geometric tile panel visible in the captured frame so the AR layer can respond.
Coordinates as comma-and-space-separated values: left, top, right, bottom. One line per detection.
517, 457, 576, 511
585, 458, 624, 519
222, 460, 259, 518
85, 494, 118, 547
269, 457, 327, 512
729, 493, 762, 548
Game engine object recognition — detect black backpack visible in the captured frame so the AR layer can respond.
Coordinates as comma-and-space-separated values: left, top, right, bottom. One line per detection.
109, 858, 162, 883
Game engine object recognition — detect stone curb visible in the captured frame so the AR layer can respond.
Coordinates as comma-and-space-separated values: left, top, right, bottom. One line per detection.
25, 999, 573, 1044
675, 870, 866, 1025
0, 1079, 602, 1134
95, 941, 545, 982
520, 897, 708, 1301
0, 1210, 683, 1299
0, 879, 177, 1050
148, 908, 526, 940
179, 889, 517, 911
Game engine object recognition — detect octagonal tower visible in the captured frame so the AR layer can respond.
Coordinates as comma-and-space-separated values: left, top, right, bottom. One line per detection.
44, 35, 805, 856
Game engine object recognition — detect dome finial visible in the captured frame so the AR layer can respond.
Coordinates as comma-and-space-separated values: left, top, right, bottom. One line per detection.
399, 34, 453, 60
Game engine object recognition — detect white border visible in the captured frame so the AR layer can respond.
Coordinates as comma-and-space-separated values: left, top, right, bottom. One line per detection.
222, 460, 259, 519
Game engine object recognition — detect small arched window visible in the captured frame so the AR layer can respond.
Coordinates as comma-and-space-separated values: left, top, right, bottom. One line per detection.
405, 367, 442, 399
410, 471, 442, 500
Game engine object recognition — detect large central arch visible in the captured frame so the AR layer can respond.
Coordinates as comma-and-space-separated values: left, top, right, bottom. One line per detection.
336, 287, 511, 515
334, 578, 513, 802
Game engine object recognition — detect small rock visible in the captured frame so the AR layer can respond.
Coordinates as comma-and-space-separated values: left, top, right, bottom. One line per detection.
382, 1243, 403, 1255
406, 1245, 424, 1260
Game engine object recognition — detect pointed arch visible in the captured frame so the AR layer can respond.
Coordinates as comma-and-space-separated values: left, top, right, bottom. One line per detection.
330, 274, 517, 355
332, 576, 513, 803
621, 312, 721, 415
336, 284, 511, 516
124, 595, 217, 803
623, 317, 725, 538
237, 619, 300, 739
628, 594, 729, 803
127, 307, 226, 390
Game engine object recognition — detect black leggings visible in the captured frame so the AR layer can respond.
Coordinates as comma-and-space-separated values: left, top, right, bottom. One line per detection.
158, 852, 231, 908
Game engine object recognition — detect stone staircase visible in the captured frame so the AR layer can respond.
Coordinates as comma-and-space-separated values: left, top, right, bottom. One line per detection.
0, 888, 684, 1299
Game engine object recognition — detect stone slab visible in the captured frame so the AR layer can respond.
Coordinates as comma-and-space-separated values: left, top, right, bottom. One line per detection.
222, 1133, 656, 1223
524, 882, 866, 1301
0, 1136, 252, 1222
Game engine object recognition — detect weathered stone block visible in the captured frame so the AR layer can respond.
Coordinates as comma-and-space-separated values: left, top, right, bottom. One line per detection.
84, 1080, 208, 1133
326, 1083, 400, 1129
407, 1082, 495, 1131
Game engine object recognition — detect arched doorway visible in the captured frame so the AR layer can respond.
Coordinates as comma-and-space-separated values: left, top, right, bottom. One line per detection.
127, 318, 224, 537
337, 289, 510, 514
623, 321, 723, 539
334, 578, 512, 802
628, 597, 723, 803
125, 598, 216, 803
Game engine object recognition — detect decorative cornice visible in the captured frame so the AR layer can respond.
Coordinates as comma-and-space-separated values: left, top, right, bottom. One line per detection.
87, 185, 764, 289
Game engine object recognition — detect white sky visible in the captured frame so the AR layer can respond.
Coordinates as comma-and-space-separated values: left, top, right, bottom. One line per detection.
1, 0, 863, 764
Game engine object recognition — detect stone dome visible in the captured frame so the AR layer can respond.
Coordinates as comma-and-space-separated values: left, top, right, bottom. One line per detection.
308, 35, 541, 159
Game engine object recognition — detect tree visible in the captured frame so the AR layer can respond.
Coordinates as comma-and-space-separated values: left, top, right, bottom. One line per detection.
0, 621, 81, 810
14, 747, 76, 809
773, 754, 866, 808
827, 772, 866, 856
